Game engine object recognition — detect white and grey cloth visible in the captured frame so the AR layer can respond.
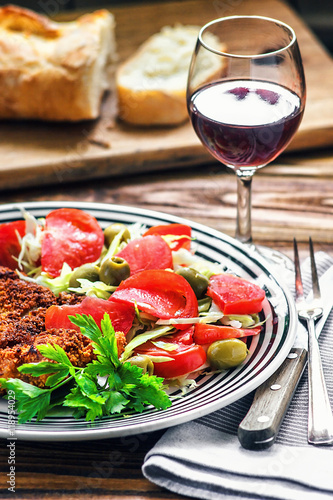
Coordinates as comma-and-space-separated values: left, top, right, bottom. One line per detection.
143, 252, 333, 500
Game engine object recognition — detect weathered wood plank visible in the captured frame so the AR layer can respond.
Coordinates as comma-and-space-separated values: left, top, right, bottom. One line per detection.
1, 153, 332, 259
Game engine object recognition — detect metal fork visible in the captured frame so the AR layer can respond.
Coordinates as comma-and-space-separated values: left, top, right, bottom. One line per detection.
294, 237, 333, 445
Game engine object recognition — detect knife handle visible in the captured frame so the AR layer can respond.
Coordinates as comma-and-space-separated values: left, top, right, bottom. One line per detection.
238, 347, 307, 450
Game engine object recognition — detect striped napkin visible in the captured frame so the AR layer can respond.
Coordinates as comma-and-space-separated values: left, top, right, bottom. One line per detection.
143, 252, 333, 500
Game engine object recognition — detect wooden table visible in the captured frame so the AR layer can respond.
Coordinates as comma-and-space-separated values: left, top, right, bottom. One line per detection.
1, 1, 333, 498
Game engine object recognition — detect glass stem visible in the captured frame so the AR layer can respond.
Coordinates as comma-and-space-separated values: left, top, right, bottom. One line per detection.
235, 170, 255, 244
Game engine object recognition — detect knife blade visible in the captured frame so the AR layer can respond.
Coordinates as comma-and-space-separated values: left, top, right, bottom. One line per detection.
238, 264, 333, 450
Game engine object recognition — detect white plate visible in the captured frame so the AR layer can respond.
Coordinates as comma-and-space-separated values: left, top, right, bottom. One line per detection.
0, 201, 297, 441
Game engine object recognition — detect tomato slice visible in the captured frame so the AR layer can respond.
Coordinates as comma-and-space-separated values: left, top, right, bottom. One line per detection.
111, 270, 198, 326
143, 223, 192, 251
116, 235, 172, 275
45, 295, 135, 334
41, 208, 104, 277
207, 274, 266, 314
194, 323, 261, 344
136, 335, 206, 379
165, 326, 195, 345
0, 220, 26, 269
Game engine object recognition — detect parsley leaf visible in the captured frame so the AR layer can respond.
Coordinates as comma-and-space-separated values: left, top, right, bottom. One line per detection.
0, 313, 172, 424
0, 379, 52, 423
18, 361, 70, 388
37, 343, 74, 368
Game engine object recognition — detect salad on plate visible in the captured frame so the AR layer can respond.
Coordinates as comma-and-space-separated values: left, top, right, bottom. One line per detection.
0, 207, 266, 424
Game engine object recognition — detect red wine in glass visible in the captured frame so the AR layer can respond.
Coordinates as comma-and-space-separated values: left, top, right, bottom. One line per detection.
188, 79, 303, 170
187, 15, 306, 255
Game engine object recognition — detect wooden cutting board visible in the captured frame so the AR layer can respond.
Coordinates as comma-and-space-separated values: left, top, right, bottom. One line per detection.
1, 0, 333, 191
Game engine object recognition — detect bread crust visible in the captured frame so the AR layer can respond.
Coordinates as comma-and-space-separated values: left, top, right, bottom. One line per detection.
0, 5, 117, 121
117, 86, 187, 126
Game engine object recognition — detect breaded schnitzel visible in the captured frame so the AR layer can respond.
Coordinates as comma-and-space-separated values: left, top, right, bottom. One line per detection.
0, 266, 126, 393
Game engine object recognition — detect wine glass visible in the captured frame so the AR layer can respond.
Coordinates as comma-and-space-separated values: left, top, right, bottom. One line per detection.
187, 15, 306, 267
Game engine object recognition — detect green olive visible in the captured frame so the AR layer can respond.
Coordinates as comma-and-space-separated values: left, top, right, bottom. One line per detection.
69, 263, 100, 288
99, 256, 130, 286
104, 223, 131, 248
127, 355, 154, 376
176, 267, 209, 298
207, 339, 248, 370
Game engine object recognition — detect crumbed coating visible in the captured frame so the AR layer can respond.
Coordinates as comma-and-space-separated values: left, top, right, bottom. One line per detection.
0, 266, 127, 394
0, 310, 47, 349
0, 267, 56, 316
57, 292, 84, 306
0, 330, 95, 390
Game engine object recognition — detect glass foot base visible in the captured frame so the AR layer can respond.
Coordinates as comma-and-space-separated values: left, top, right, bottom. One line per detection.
248, 244, 295, 272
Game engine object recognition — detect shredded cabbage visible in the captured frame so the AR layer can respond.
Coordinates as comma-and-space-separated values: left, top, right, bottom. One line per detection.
17, 207, 44, 272
156, 313, 223, 326
34, 263, 73, 296
152, 341, 178, 351
69, 279, 116, 299
220, 314, 263, 329
167, 376, 198, 395
145, 355, 174, 363
120, 326, 173, 362
128, 222, 146, 240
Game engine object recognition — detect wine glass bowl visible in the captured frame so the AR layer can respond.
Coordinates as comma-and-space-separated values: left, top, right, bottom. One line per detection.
187, 16, 306, 251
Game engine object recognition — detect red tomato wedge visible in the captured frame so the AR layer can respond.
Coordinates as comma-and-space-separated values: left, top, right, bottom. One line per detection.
165, 326, 195, 345
116, 235, 172, 275
0, 220, 26, 269
140, 326, 194, 347
41, 208, 104, 277
45, 296, 135, 334
207, 274, 266, 315
143, 223, 192, 251
194, 323, 261, 344
111, 269, 198, 325
136, 334, 206, 379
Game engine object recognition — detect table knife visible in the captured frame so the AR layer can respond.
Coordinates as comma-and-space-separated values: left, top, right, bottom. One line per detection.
238, 265, 333, 450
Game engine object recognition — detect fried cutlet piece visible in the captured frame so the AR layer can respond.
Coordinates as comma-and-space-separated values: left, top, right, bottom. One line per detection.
0, 266, 57, 317
0, 328, 126, 395
0, 266, 84, 349
0, 329, 95, 389
0, 266, 83, 316
0, 266, 127, 393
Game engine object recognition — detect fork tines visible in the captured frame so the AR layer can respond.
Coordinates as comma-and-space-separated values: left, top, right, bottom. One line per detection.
293, 238, 304, 302
293, 237, 321, 304
309, 237, 321, 300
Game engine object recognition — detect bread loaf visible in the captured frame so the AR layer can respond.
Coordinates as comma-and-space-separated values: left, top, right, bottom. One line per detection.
0, 5, 117, 121
116, 24, 223, 126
